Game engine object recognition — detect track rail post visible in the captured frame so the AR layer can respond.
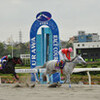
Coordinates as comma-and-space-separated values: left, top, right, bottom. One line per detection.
87, 71, 91, 85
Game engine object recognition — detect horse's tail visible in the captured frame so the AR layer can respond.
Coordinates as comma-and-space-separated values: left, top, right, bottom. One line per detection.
42, 63, 47, 68
36, 62, 47, 69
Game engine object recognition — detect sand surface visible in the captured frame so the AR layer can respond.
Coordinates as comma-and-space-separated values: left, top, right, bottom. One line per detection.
0, 84, 100, 100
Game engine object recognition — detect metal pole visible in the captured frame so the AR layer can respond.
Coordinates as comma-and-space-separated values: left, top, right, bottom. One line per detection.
12, 42, 13, 57
11, 35, 13, 57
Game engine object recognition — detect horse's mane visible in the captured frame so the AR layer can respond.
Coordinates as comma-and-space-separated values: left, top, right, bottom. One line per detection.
65, 55, 78, 63
5, 57, 20, 65
70, 55, 78, 62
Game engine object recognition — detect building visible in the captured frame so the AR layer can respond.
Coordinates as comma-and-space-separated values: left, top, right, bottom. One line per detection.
73, 42, 100, 61
78, 31, 99, 42
71, 31, 100, 43
72, 31, 100, 61
92, 33, 100, 42
73, 36, 78, 43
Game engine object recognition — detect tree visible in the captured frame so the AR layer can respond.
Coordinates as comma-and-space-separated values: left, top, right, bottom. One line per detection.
60, 40, 73, 49
0, 42, 5, 57
0, 41, 30, 58
66, 42, 73, 48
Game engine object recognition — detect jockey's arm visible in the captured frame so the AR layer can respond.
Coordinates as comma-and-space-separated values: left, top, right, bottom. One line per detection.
65, 52, 71, 61
1, 56, 7, 63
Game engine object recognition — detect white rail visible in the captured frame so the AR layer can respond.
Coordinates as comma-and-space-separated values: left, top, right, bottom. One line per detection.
15, 69, 37, 73
73, 68, 100, 85
15, 68, 100, 85
73, 68, 100, 73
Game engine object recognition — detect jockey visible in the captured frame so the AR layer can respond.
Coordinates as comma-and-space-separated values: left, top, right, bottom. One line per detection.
59, 47, 73, 67
1, 55, 11, 63
1, 55, 12, 68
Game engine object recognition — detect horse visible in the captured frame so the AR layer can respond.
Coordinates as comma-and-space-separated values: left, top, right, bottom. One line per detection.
0, 57, 23, 81
42, 55, 86, 87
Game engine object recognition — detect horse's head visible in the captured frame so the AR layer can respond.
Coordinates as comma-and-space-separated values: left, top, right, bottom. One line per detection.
75, 55, 86, 65
12, 57, 24, 66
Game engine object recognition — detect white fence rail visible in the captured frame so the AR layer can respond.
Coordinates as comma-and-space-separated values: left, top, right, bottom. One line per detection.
15, 69, 37, 73
73, 68, 100, 73
15, 68, 100, 85
73, 68, 100, 85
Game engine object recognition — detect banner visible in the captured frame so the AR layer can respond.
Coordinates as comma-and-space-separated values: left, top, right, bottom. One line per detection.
30, 12, 60, 68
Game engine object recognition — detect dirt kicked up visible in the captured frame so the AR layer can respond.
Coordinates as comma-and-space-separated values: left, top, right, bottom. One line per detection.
0, 84, 100, 100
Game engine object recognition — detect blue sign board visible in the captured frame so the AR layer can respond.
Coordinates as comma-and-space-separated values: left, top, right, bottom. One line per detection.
30, 12, 60, 68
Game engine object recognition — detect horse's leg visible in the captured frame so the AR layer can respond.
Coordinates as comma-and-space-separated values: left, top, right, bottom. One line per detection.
13, 72, 23, 87
13, 72, 19, 81
46, 74, 50, 84
34, 73, 39, 83
64, 75, 67, 83
66, 74, 71, 88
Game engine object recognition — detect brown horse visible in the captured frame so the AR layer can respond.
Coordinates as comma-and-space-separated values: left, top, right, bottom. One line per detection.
0, 57, 23, 80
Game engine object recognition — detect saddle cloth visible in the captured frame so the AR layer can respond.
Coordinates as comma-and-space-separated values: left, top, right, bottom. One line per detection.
0, 62, 6, 70
55, 61, 65, 69
0, 64, 3, 69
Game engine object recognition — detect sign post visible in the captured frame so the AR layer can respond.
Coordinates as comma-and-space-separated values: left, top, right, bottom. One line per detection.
30, 11, 60, 68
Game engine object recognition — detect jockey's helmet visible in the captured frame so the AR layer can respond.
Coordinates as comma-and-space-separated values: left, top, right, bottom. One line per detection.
68, 47, 73, 52
8, 55, 12, 59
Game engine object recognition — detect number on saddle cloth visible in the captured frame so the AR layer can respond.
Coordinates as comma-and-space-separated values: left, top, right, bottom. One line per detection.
0, 64, 2, 69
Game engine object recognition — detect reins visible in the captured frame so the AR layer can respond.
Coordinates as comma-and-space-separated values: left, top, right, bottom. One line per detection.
12, 58, 21, 64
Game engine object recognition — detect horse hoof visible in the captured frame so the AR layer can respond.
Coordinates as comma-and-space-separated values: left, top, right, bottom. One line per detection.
30, 84, 35, 88
69, 84, 71, 88
14, 84, 22, 88
36, 80, 40, 83
48, 83, 58, 88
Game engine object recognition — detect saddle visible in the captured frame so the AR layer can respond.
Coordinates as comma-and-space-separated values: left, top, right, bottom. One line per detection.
55, 60, 65, 69
55, 60, 65, 74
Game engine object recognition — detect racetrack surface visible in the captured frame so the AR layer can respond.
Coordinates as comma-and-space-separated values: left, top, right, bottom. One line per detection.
0, 84, 100, 100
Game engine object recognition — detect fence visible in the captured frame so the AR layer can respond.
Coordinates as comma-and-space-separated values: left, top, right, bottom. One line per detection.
0, 68, 100, 85
15, 68, 100, 85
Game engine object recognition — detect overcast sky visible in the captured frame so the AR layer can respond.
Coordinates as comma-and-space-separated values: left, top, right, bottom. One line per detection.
0, 0, 100, 43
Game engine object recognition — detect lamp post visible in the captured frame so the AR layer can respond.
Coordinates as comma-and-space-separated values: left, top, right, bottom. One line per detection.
7, 35, 14, 57
11, 40, 13, 57
11, 35, 14, 58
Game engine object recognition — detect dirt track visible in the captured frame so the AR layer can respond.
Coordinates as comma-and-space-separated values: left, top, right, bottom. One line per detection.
0, 84, 100, 100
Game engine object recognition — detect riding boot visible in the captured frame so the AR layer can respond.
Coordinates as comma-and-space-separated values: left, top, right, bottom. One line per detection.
59, 60, 64, 74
